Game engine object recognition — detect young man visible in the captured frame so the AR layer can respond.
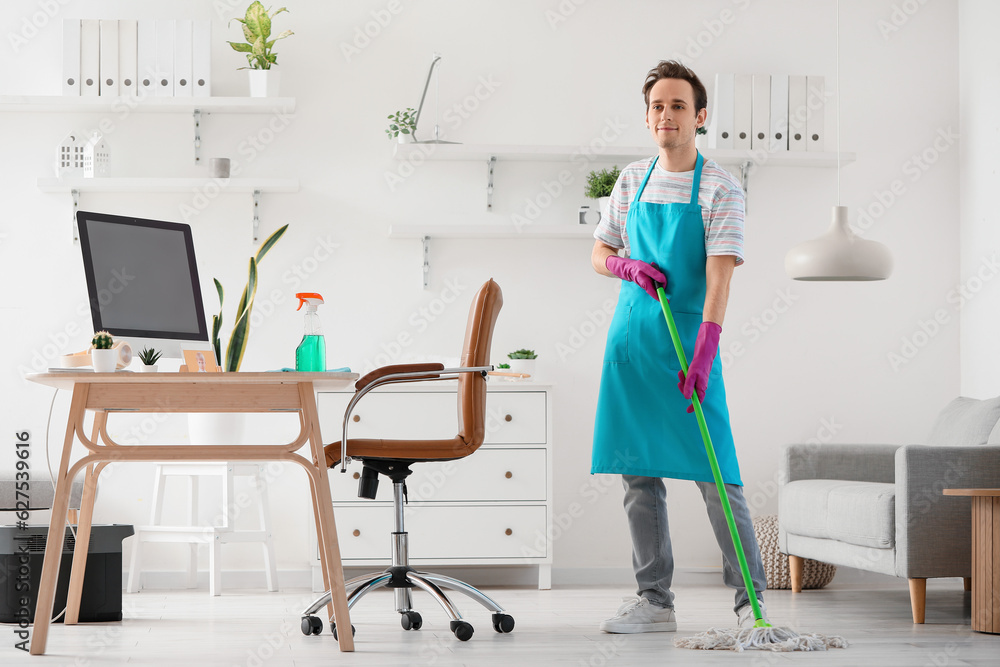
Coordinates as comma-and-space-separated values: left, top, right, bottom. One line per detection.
590, 60, 766, 633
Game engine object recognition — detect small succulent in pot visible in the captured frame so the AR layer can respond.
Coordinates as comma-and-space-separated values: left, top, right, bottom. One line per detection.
138, 347, 163, 366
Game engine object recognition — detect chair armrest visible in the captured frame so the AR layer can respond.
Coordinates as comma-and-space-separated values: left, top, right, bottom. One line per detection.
894, 444, 1000, 578
781, 443, 899, 484
355, 363, 445, 391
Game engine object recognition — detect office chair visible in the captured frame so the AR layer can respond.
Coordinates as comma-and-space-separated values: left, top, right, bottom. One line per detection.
300, 278, 514, 642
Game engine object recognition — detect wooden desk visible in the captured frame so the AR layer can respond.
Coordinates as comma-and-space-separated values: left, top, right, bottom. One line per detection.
24, 371, 359, 654
943, 488, 1000, 634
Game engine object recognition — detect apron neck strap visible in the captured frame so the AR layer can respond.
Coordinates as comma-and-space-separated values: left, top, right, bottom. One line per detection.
633, 153, 705, 206
633, 157, 658, 205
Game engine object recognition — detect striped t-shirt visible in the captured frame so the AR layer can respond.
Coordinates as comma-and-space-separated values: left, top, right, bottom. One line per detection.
594, 156, 745, 265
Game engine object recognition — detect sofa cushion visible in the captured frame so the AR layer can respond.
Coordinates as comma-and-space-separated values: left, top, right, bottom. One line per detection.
928, 396, 1000, 447
780, 480, 895, 549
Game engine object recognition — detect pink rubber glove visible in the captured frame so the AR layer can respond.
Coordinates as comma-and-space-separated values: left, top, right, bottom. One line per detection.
606, 256, 667, 301
678, 321, 722, 413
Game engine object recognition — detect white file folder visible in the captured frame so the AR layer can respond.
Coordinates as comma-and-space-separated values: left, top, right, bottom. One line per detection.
119, 20, 137, 97
709, 73, 734, 150
155, 19, 175, 97
806, 75, 826, 151
137, 20, 156, 97
174, 19, 193, 97
80, 19, 100, 97
788, 75, 808, 151
769, 74, 789, 152
62, 20, 80, 96
733, 74, 752, 150
192, 20, 212, 97
751, 74, 770, 151
99, 20, 119, 97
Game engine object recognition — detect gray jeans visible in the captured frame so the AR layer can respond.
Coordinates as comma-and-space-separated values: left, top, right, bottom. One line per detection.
622, 475, 767, 613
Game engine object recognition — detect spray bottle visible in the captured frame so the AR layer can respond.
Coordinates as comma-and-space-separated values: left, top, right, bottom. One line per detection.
295, 292, 326, 372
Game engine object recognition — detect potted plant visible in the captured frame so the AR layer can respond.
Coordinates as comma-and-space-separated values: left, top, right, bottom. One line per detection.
91, 331, 116, 373
695, 124, 709, 150
386, 108, 417, 143
506, 349, 537, 378
138, 346, 162, 373
228, 2, 293, 98
584, 166, 620, 220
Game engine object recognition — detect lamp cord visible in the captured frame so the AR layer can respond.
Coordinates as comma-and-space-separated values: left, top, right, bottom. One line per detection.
45, 387, 75, 623
836, 0, 841, 206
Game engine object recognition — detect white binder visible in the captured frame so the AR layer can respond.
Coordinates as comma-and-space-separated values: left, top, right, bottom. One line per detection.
137, 20, 156, 97
62, 19, 80, 96
192, 20, 212, 97
769, 74, 789, 152
174, 19, 193, 97
733, 74, 752, 150
99, 20, 119, 97
155, 19, 175, 97
80, 19, 100, 97
751, 74, 770, 151
807, 75, 826, 151
788, 75, 808, 151
709, 73, 734, 150
119, 20, 137, 98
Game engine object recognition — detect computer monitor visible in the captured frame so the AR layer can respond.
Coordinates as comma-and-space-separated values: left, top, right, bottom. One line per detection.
76, 210, 214, 361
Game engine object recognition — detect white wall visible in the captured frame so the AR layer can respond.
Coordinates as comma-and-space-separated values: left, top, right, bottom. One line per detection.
959, 0, 1000, 398
0, 0, 962, 584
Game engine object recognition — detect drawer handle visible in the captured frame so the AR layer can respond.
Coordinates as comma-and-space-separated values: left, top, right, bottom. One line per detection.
505, 471, 513, 479
505, 528, 512, 536
504, 414, 512, 422
352, 414, 361, 423
353, 472, 360, 480
352, 529, 361, 537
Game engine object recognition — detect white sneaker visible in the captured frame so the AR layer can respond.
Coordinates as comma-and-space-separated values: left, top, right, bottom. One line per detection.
600, 596, 677, 633
737, 600, 768, 628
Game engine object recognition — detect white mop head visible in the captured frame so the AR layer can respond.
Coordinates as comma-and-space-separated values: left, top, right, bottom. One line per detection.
673, 625, 848, 652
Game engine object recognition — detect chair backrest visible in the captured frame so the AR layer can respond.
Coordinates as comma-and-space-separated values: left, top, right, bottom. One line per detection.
456, 279, 503, 451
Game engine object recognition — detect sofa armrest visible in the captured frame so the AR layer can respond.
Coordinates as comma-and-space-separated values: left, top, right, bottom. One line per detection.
894, 444, 1000, 578
781, 443, 900, 484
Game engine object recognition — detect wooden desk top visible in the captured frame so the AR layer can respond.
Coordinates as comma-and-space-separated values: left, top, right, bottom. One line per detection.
26, 371, 359, 392
943, 488, 1000, 497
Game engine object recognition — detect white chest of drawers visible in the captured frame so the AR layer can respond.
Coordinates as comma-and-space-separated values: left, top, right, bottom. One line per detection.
314, 382, 553, 590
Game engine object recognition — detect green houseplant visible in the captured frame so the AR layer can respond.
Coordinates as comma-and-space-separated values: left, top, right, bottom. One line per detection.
506, 349, 537, 378
212, 224, 288, 372
228, 2, 293, 96
584, 166, 620, 200
137, 346, 162, 373
386, 108, 416, 142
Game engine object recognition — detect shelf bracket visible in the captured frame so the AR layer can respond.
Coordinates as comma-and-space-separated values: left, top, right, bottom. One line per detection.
486, 155, 497, 212
422, 235, 430, 290
71, 188, 80, 241
252, 189, 261, 242
193, 109, 202, 166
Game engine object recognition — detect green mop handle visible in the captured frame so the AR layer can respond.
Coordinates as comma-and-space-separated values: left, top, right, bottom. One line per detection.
656, 286, 768, 627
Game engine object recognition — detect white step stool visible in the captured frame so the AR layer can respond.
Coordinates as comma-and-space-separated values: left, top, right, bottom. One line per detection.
127, 463, 278, 596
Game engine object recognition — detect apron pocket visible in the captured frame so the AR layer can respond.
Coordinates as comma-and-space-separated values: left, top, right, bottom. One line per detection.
604, 305, 631, 363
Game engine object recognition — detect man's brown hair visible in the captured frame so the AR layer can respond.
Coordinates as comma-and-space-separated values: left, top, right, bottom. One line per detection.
642, 60, 708, 114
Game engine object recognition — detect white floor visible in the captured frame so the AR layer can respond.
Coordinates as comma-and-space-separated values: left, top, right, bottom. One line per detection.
10, 578, 999, 666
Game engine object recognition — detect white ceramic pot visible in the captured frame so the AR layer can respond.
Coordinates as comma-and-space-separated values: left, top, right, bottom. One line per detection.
248, 69, 281, 98
597, 197, 611, 217
397, 133, 414, 144
506, 358, 536, 379
695, 132, 709, 151
140, 364, 158, 373
188, 413, 247, 446
91, 348, 117, 373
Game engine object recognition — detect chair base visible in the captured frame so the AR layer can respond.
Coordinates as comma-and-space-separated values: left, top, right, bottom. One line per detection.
301, 566, 514, 641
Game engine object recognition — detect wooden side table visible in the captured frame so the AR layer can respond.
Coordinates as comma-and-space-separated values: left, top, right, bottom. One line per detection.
943, 488, 1000, 634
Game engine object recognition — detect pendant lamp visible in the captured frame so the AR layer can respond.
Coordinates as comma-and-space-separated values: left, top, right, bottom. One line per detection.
784, 0, 893, 281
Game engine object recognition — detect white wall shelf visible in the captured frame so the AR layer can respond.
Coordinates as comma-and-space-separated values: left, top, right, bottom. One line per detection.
1, 95, 296, 165
38, 177, 299, 242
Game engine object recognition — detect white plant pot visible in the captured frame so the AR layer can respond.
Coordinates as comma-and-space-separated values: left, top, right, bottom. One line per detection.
139, 364, 158, 373
695, 132, 709, 151
248, 69, 281, 98
91, 348, 117, 373
397, 133, 414, 144
597, 197, 611, 217
506, 358, 536, 379
188, 413, 247, 446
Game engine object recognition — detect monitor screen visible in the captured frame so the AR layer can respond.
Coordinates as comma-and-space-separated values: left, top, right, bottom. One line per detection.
77, 211, 209, 357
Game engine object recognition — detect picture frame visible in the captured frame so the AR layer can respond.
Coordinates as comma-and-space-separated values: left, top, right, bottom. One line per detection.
181, 349, 220, 373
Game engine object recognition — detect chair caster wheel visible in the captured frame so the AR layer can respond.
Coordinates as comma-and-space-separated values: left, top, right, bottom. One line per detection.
331, 623, 355, 640
450, 620, 474, 641
491, 613, 515, 633
401, 611, 423, 630
300, 616, 322, 636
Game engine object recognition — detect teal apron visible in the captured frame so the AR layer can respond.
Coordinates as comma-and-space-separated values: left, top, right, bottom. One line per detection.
591, 154, 742, 485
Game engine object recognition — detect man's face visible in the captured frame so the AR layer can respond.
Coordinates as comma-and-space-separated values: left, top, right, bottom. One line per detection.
645, 78, 707, 151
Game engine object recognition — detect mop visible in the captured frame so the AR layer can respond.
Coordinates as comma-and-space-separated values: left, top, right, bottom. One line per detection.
655, 286, 848, 652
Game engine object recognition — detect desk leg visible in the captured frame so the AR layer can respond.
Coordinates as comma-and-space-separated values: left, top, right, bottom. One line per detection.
30, 384, 89, 655
299, 384, 353, 651
66, 458, 109, 623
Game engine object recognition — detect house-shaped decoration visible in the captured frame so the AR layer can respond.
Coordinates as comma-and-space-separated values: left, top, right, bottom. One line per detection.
82, 131, 109, 178
55, 133, 84, 176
